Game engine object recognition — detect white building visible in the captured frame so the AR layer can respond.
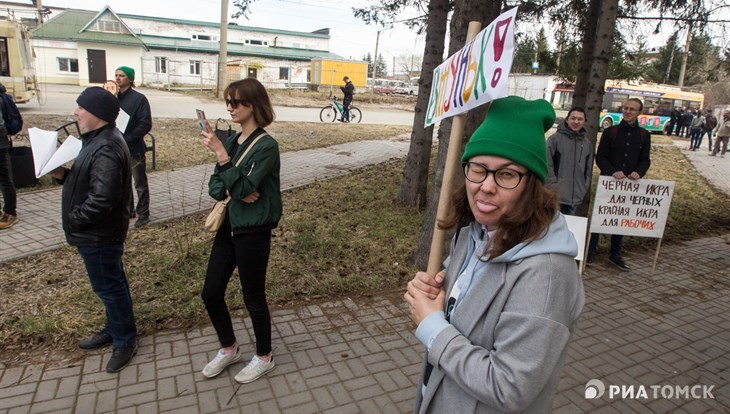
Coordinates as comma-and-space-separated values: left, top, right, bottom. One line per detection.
27, 4, 344, 88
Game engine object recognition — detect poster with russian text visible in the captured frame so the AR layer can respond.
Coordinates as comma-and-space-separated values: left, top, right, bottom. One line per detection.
589, 176, 675, 238
425, 7, 518, 127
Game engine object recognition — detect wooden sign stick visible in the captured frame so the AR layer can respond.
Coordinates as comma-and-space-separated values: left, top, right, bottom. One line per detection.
426, 21, 483, 277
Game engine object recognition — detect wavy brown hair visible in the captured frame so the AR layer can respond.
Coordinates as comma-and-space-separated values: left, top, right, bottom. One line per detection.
224, 78, 275, 127
438, 173, 558, 259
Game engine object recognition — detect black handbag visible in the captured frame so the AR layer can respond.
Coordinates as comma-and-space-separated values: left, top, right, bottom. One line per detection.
215, 118, 234, 142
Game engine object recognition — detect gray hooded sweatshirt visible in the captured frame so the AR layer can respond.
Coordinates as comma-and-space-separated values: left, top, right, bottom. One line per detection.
546, 121, 593, 208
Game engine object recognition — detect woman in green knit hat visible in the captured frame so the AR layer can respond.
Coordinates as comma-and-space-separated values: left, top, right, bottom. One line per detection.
404, 96, 585, 413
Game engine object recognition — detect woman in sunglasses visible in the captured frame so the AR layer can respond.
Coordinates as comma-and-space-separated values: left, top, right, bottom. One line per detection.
198, 78, 281, 384
405, 96, 584, 413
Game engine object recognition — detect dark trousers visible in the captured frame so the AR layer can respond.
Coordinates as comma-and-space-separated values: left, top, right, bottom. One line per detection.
202, 227, 272, 356
130, 154, 150, 218
588, 232, 624, 258
690, 127, 704, 149
342, 96, 352, 121
77, 245, 137, 348
0, 148, 17, 215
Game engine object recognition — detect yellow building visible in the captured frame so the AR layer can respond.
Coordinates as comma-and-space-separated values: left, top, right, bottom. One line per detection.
311, 58, 367, 93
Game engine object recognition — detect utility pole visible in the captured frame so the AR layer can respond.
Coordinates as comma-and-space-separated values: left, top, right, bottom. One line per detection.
216, 0, 229, 98
35, 0, 44, 23
678, 24, 691, 87
372, 30, 380, 78
664, 46, 675, 84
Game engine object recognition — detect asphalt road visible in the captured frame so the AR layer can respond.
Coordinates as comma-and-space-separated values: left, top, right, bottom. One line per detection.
19, 84, 416, 126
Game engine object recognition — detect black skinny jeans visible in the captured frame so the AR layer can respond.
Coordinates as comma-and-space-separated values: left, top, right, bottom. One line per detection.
201, 221, 272, 356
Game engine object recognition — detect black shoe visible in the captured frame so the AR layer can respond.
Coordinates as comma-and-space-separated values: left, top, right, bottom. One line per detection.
79, 330, 113, 350
586, 252, 595, 265
609, 256, 630, 271
338, 118, 345, 122
106, 344, 137, 373
134, 216, 150, 229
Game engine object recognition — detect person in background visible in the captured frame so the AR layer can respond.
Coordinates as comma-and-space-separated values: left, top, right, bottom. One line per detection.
115, 66, 152, 228
405, 96, 584, 413
703, 109, 718, 152
689, 109, 706, 151
198, 78, 281, 384
0, 83, 17, 229
681, 108, 694, 139
710, 112, 730, 157
667, 107, 680, 136
339, 76, 355, 122
675, 108, 686, 137
49, 87, 136, 373
587, 98, 651, 271
546, 107, 593, 215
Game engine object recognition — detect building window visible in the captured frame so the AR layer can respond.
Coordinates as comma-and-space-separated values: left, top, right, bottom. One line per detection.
58, 57, 79, 73
190, 60, 201, 75
192, 34, 218, 42
279, 67, 289, 80
155, 57, 167, 74
96, 19, 121, 32
244, 39, 268, 46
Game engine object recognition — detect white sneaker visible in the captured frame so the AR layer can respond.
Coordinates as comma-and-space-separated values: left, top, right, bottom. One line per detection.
202, 349, 242, 378
234, 354, 275, 383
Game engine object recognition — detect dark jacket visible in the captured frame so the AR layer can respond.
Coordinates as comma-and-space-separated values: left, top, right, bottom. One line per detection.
595, 120, 651, 177
0, 84, 8, 150
340, 81, 354, 100
546, 121, 593, 207
681, 111, 694, 127
118, 87, 152, 156
208, 128, 282, 233
59, 123, 132, 246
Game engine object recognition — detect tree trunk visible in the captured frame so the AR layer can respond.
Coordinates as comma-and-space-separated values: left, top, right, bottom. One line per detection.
573, 0, 619, 217
413, 0, 502, 270
396, 0, 450, 209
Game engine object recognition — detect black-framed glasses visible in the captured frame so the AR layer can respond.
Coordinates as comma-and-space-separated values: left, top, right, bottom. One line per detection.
463, 162, 529, 189
225, 98, 245, 108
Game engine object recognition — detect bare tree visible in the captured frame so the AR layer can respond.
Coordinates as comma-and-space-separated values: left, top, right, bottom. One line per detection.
395, 0, 449, 210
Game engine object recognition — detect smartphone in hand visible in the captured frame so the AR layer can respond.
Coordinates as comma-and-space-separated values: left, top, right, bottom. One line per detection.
196, 109, 211, 133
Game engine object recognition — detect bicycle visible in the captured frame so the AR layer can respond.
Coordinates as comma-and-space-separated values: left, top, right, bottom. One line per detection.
319, 96, 362, 123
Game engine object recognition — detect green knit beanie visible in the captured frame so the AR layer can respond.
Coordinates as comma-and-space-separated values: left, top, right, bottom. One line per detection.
461, 96, 555, 183
116, 66, 135, 82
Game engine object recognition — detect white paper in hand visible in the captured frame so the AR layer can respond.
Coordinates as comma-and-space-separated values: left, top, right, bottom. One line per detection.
116, 109, 130, 133
28, 127, 83, 178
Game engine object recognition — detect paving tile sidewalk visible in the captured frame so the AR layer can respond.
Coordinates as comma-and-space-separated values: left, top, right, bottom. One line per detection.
0, 236, 727, 413
0, 139, 409, 263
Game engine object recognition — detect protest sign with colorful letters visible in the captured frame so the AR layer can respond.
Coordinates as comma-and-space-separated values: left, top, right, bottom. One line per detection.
424, 7, 518, 127
589, 176, 675, 238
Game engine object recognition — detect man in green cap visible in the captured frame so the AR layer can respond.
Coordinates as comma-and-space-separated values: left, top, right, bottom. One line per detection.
115, 66, 152, 228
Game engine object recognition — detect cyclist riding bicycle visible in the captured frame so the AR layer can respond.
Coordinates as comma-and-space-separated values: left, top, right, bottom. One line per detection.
340, 76, 355, 123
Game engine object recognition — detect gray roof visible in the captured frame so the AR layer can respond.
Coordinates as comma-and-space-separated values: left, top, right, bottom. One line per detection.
31, 9, 145, 48
139, 34, 343, 61
32, 8, 343, 60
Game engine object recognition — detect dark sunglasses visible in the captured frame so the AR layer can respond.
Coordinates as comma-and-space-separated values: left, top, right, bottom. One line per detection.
225, 98, 246, 108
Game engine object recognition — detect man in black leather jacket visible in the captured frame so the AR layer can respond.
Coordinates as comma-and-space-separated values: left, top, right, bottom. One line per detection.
50, 87, 137, 373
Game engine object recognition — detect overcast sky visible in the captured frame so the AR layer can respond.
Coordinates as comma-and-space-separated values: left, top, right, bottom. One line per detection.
33, 0, 426, 75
